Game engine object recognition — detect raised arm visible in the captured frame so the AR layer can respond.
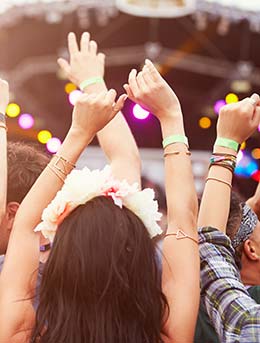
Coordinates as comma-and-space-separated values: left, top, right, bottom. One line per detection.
125, 59, 199, 342
0, 80, 9, 224
0, 90, 126, 342
198, 94, 260, 232
58, 32, 141, 186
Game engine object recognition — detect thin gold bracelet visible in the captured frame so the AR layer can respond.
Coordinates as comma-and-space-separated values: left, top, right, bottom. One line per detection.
164, 229, 198, 244
47, 164, 65, 183
164, 151, 191, 158
206, 177, 232, 190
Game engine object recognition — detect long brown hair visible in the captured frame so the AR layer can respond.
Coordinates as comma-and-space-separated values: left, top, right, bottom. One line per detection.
31, 196, 168, 343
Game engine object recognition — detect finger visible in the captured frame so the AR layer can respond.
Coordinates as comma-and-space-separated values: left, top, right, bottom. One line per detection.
128, 69, 140, 97
57, 58, 70, 75
68, 32, 79, 56
251, 105, 260, 128
137, 72, 149, 93
97, 53, 106, 64
142, 65, 156, 86
105, 89, 117, 104
123, 84, 135, 100
249, 93, 260, 107
80, 32, 90, 53
89, 40, 98, 55
145, 59, 161, 82
113, 94, 128, 114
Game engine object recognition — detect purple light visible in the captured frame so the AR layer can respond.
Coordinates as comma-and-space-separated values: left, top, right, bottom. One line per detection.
18, 113, 34, 129
258, 124, 260, 132
133, 104, 150, 120
46, 137, 61, 153
69, 90, 82, 106
237, 150, 244, 164
214, 100, 226, 115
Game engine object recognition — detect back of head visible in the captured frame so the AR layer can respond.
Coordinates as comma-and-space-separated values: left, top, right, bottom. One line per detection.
226, 191, 243, 241
7, 141, 50, 203
32, 196, 167, 343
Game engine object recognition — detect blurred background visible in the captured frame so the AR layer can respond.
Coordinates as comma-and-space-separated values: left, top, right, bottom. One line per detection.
1, 0, 260, 199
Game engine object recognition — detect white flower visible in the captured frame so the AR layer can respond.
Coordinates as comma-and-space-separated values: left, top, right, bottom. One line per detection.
35, 165, 162, 242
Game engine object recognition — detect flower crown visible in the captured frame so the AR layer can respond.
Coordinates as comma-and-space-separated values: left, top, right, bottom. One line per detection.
35, 166, 163, 242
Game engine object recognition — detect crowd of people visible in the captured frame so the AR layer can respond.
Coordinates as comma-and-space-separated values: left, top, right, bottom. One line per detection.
0, 31, 260, 342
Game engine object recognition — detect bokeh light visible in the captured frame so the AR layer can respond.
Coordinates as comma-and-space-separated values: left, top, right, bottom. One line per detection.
199, 116, 211, 129
252, 148, 260, 159
237, 150, 244, 164
38, 130, 52, 144
235, 153, 258, 177
133, 104, 150, 120
214, 100, 226, 114
252, 171, 260, 182
46, 137, 61, 153
240, 141, 246, 150
65, 82, 77, 94
69, 90, 82, 106
6, 103, 21, 118
18, 113, 34, 129
225, 93, 239, 104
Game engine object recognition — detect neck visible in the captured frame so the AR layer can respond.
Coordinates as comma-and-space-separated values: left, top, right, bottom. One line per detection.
241, 263, 260, 286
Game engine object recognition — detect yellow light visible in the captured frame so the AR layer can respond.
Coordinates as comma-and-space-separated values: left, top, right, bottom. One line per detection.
252, 148, 260, 160
199, 117, 211, 129
6, 103, 21, 118
241, 141, 246, 150
65, 82, 77, 94
225, 93, 239, 104
37, 130, 52, 144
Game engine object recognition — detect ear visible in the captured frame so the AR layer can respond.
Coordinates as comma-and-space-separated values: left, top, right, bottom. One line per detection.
243, 239, 260, 261
6, 202, 20, 232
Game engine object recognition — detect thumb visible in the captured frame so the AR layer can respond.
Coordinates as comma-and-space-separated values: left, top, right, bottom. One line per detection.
113, 94, 128, 114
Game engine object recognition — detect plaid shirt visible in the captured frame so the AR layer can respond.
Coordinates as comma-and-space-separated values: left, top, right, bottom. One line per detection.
199, 227, 260, 343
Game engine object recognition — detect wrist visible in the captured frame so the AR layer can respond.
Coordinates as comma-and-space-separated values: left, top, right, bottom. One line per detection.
67, 127, 93, 147
213, 146, 238, 157
160, 117, 185, 138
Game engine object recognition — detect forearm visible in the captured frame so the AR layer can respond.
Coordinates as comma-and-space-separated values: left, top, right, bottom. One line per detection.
198, 146, 236, 232
161, 116, 199, 341
0, 128, 7, 223
84, 83, 141, 185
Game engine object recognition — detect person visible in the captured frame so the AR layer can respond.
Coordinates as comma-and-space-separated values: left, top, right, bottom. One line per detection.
197, 93, 260, 342
0, 32, 141, 262
0, 59, 200, 342
194, 191, 260, 343
0, 79, 9, 230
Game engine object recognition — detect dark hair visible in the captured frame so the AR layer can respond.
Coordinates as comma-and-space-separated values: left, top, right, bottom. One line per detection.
31, 196, 168, 343
7, 141, 50, 203
226, 191, 243, 268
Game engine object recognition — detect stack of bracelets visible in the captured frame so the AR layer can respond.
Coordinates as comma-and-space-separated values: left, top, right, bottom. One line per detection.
205, 137, 239, 190
47, 154, 76, 183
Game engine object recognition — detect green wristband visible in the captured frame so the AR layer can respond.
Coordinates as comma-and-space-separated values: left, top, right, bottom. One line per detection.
214, 137, 240, 152
79, 77, 104, 91
162, 135, 189, 149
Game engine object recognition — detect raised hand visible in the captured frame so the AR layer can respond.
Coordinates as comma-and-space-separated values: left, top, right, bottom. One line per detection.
70, 89, 127, 141
0, 79, 9, 114
217, 93, 260, 144
124, 59, 182, 122
58, 32, 105, 87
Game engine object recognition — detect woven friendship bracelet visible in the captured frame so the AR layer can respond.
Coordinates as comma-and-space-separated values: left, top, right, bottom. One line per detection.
79, 77, 104, 92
